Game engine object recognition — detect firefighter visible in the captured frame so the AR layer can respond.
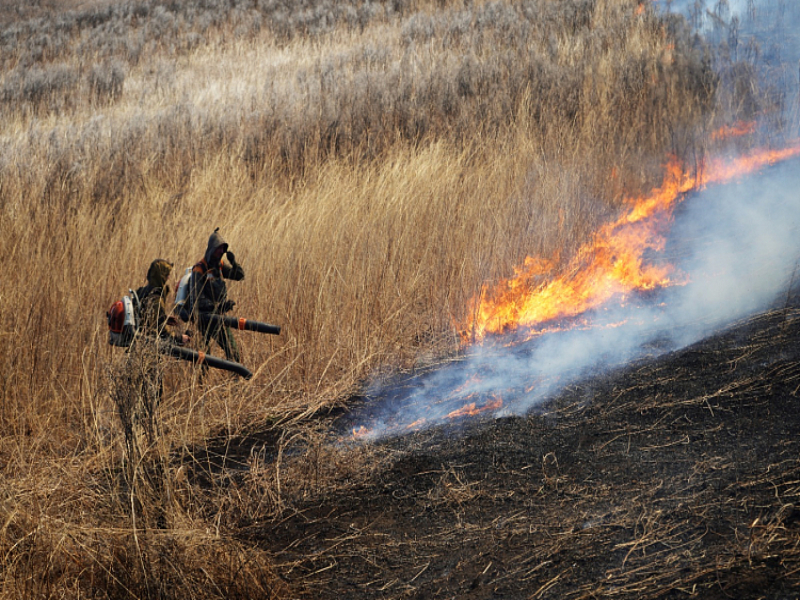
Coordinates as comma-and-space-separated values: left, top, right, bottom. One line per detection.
187, 228, 245, 363
113, 259, 187, 465
135, 258, 189, 347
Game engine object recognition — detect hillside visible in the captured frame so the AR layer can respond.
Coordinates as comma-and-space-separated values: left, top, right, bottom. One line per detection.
1, 0, 797, 598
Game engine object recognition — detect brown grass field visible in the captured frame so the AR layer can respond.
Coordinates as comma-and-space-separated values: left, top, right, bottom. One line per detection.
1, 0, 796, 597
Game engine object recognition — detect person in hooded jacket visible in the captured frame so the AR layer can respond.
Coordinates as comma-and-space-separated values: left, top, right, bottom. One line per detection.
187, 228, 245, 363
135, 258, 189, 347
120, 259, 188, 445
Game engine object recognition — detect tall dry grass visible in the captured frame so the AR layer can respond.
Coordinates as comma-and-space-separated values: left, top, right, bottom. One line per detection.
0, 0, 744, 597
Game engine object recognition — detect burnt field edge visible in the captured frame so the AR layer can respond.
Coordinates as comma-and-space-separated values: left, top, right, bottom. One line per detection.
222, 297, 800, 599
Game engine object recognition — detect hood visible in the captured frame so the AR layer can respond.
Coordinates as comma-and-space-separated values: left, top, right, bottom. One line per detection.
204, 228, 229, 267
147, 259, 173, 288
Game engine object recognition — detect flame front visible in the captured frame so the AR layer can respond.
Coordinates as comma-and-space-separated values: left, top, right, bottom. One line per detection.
465, 144, 800, 342
347, 143, 800, 443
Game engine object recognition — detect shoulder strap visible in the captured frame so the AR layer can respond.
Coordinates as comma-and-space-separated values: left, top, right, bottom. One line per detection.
129, 288, 142, 318
192, 258, 209, 274
194, 257, 224, 276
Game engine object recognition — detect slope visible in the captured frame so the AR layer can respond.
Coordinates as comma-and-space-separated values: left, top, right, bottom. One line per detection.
238, 300, 800, 599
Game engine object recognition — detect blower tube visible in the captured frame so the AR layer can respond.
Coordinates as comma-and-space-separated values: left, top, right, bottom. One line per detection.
199, 313, 281, 335
163, 344, 253, 379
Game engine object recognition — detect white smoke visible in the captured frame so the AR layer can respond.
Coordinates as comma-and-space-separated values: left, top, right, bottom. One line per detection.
655, 0, 800, 102
663, 164, 800, 345
655, 0, 794, 25
346, 158, 800, 439
343, 1, 800, 440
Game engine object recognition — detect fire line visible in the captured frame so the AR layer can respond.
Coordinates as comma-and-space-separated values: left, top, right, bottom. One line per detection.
465, 144, 800, 343
349, 142, 800, 443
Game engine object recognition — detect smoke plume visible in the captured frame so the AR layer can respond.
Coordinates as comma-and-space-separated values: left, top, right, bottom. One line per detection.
347, 157, 800, 440
657, 0, 800, 118
344, 1, 800, 440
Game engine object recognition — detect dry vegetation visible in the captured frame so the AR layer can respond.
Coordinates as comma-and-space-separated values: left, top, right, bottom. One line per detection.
0, 0, 784, 597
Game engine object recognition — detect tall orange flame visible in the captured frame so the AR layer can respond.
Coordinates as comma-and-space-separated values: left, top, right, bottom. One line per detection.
465, 144, 800, 342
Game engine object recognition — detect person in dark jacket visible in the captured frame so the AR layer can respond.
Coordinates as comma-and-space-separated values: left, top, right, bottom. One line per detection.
188, 228, 245, 363
135, 258, 189, 347
117, 259, 187, 453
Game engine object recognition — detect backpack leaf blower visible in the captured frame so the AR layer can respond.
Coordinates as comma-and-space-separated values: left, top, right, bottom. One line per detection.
107, 292, 254, 379
198, 313, 281, 336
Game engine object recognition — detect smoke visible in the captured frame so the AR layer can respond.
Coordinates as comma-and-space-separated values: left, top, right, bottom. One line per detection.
663, 162, 800, 344
656, 0, 798, 30
655, 0, 800, 123
342, 1, 800, 440
345, 157, 800, 440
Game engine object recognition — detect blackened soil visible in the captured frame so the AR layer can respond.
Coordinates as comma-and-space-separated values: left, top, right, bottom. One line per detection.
239, 305, 800, 599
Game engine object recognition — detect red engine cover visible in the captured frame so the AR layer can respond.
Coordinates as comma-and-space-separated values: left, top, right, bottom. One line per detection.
107, 300, 125, 333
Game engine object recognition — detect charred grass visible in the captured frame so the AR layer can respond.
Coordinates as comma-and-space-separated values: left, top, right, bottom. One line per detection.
0, 0, 794, 598
240, 299, 800, 599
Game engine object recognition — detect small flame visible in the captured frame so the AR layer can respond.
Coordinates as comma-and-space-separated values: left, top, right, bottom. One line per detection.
447, 396, 503, 419
711, 121, 757, 142
465, 144, 800, 343
352, 425, 371, 439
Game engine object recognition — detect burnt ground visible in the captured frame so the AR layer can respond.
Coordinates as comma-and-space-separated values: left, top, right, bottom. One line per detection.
224, 301, 800, 599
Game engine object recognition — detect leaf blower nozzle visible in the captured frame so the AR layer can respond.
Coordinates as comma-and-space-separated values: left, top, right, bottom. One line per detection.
199, 313, 281, 336
163, 344, 253, 379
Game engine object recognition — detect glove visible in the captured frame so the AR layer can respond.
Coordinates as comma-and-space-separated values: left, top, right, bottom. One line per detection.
220, 300, 236, 313
226, 250, 236, 265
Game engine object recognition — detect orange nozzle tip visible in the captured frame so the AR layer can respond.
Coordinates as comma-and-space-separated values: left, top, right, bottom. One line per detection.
238, 318, 246, 330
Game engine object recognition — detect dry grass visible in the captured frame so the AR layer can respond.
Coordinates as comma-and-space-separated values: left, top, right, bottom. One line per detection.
0, 0, 774, 597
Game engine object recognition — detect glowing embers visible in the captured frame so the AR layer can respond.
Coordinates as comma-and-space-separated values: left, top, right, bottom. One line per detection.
352, 425, 371, 439
465, 144, 800, 343
348, 367, 513, 440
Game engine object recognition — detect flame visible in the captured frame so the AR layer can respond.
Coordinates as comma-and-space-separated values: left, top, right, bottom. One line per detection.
447, 373, 484, 397
352, 425, 371, 439
447, 396, 503, 419
465, 144, 800, 343
711, 121, 757, 142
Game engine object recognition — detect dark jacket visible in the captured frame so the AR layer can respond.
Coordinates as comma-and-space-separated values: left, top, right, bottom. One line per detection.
188, 229, 244, 317
135, 259, 183, 344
